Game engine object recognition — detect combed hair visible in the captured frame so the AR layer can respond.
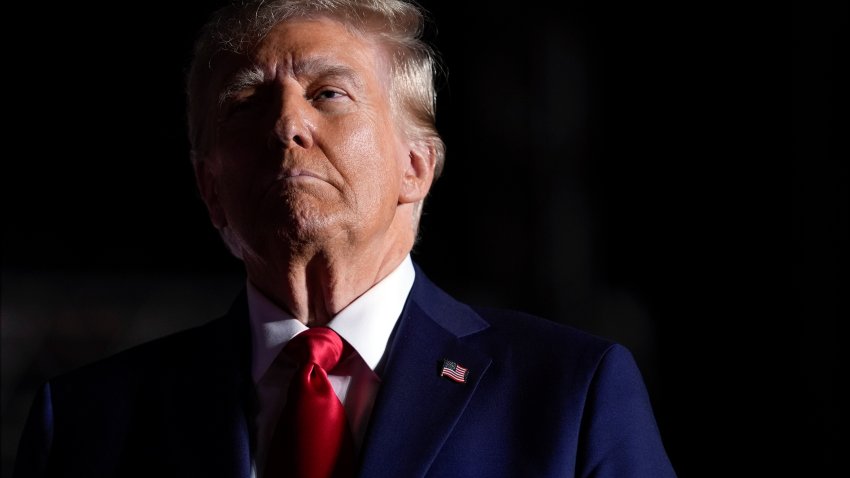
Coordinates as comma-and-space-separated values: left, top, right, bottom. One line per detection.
186, 0, 446, 179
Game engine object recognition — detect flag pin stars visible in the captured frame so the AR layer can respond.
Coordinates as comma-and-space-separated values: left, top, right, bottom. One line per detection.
439, 358, 469, 384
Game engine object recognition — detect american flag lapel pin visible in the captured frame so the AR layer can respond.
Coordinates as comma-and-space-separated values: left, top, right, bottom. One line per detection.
439, 358, 469, 384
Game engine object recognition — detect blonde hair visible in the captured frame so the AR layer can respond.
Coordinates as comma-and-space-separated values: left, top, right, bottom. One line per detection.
186, 0, 445, 179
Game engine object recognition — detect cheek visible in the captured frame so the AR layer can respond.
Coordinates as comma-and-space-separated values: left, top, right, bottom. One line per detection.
212, 124, 275, 188
211, 150, 266, 213
333, 116, 404, 183
215, 121, 268, 159
322, 120, 402, 218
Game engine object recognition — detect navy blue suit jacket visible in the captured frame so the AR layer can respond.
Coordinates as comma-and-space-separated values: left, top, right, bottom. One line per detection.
14, 264, 676, 477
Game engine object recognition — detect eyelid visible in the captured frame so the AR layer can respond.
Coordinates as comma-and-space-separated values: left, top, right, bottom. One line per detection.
224, 89, 255, 104
312, 87, 347, 99
218, 87, 266, 122
218, 66, 267, 106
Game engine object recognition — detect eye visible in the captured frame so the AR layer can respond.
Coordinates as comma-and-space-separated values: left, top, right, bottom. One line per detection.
227, 96, 261, 115
221, 87, 272, 121
312, 88, 347, 101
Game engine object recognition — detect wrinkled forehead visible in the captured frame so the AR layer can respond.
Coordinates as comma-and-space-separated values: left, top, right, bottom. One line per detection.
206, 16, 392, 98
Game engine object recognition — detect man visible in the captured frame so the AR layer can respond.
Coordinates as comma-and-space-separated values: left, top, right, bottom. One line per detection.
14, 1, 676, 477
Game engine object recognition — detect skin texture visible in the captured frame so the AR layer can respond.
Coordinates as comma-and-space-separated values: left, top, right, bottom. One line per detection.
195, 18, 436, 325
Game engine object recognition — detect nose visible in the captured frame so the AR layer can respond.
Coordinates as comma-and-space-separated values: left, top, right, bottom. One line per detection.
269, 87, 314, 150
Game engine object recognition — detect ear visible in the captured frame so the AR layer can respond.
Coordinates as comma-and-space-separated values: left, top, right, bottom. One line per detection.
398, 140, 436, 205
193, 157, 227, 229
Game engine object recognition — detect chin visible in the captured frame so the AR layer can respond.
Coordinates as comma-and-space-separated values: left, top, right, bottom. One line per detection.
267, 207, 346, 251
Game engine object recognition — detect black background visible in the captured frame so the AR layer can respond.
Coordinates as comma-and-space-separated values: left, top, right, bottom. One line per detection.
2, 1, 845, 476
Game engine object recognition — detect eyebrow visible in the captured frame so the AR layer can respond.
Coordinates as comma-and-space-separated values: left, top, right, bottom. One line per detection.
217, 57, 366, 107
293, 57, 365, 91
218, 64, 266, 108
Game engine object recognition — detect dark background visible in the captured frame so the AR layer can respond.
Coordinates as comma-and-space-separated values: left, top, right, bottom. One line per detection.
2, 1, 844, 476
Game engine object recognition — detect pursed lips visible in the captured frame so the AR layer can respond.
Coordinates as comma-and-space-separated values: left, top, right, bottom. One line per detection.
278, 169, 324, 181
274, 168, 342, 193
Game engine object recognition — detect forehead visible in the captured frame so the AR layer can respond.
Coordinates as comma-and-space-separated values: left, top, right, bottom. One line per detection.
227, 17, 389, 86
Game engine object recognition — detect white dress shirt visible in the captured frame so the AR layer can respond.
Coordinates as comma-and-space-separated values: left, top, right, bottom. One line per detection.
247, 255, 415, 478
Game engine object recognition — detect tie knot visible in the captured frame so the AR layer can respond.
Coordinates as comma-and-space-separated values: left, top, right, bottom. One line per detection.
284, 327, 345, 371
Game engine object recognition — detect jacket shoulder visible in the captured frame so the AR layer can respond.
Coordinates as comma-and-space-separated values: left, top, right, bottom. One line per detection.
46, 304, 249, 420
470, 304, 622, 368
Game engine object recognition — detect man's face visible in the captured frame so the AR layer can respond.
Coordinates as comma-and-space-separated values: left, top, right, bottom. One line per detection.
201, 18, 414, 259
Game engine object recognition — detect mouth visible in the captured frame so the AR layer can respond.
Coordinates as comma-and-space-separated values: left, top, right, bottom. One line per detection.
277, 169, 324, 181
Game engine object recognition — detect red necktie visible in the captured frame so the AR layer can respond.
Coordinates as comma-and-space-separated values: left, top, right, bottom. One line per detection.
265, 327, 355, 478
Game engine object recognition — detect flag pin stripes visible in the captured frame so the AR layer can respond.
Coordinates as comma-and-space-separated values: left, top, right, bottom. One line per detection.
440, 359, 469, 384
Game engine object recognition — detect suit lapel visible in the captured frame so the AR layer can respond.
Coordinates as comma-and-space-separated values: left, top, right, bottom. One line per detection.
158, 291, 254, 478
149, 270, 489, 477
358, 269, 492, 478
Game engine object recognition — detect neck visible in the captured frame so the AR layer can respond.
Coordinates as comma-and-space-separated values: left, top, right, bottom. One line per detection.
244, 230, 413, 327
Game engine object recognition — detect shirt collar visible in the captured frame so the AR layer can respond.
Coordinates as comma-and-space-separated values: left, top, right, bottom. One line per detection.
247, 255, 415, 383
